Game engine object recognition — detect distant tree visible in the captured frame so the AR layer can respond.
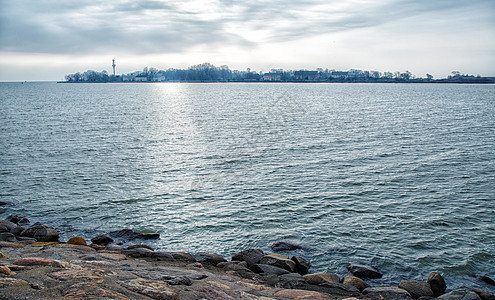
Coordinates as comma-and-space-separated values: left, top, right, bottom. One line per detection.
426, 73, 433, 80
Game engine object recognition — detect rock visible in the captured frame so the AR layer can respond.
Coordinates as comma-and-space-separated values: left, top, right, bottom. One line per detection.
196, 253, 227, 265
197, 285, 235, 300
91, 234, 114, 245
0, 219, 17, 232
399, 280, 434, 299
20, 223, 59, 242
127, 244, 153, 250
6, 215, 30, 225
236, 281, 272, 291
109, 229, 160, 241
347, 264, 383, 278
0, 266, 12, 275
363, 286, 413, 299
63, 282, 129, 299
476, 275, 495, 286
10, 225, 25, 236
342, 275, 369, 292
291, 256, 311, 275
471, 288, 495, 300
427, 271, 447, 297
250, 264, 290, 275
0, 278, 30, 289
13, 257, 65, 267
303, 273, 340, 285
232, 248, 265, 267
67, 236, 87, 246
172, 251, 196, 261
121, 278, 178, 300
0, 232, 16, 242
438, 289, 482, 300
58, 243, 96, 252
271, 239, 305, 251
207, 280, 232, 291
278, 273, 305, 288
0, 201, 9, 206
49, 269, 105, 282
260, 253, 296, 272
123, 247, 155, 258
0, 241, 27, 248
224, 263, 258, 280
273, 289, 329, 300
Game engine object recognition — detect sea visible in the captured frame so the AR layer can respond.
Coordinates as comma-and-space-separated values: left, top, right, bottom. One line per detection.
1, 82, 494, 290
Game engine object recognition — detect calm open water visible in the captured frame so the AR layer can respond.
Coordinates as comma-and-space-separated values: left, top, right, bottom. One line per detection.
1, 82, 494, 290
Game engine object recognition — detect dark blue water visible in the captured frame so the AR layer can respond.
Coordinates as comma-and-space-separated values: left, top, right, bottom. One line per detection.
1, 82, 494, 290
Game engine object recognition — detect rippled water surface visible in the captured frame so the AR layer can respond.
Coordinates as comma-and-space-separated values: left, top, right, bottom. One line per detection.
1, 82, 494, 289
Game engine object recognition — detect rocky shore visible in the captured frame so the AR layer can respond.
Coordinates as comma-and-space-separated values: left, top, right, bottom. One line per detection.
1, 212, 494, 299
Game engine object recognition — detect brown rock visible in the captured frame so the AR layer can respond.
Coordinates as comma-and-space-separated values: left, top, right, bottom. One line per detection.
13, 257, 65, 268
207, 281, 232, 291
0, 278, 30, 288
48, 269, 105, 282
63, 282, 129, 299
172, 251, 196, 261
197, 286, 235, 300
427, 271, 447, 297
58, 243, 96, 252
303, 273, 340, 285
67, 236, 87, 246
273, 289, 329, 300
0, 241, 26, 248
363, 287, 412, 299
399, 280, 434, 299
342, 275, 369, 292
260, 253, 296, 272
98, 252, 127, 261
236, 281, 272, 291
121, 278, 178, 299
0, 266, 12, 275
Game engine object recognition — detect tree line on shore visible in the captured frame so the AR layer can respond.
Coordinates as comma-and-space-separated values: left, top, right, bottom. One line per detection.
64, 63, 495, 83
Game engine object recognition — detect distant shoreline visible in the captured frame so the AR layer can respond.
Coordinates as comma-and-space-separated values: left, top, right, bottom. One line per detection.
57, 79, 495, 84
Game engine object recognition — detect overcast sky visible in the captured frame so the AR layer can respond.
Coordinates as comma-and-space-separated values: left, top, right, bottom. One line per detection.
1, 0, 494, 81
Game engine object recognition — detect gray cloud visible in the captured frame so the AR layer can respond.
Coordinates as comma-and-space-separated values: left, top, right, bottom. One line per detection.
1, 0, 493, 55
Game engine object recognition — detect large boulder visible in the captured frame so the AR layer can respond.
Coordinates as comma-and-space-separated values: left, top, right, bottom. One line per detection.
109, 229, 159, 241
195, 253, 227, 266
0, 220, 17, 233
231, 249, 264, 267
20, 223, 59, 242
399, 280, 434, 299
278, 273, 305, 288
259, 253, 296, 272
291, 256, 311, 275
347, 264, 383, 278
427, 272, 447, 297
342, 275, 369, 292
303, 273, 340, 285
363, 287, 412, 299
250, 264, 290, 276
91, 234, 114, 246
471, 288, 495, 300
438, 289, 481, 300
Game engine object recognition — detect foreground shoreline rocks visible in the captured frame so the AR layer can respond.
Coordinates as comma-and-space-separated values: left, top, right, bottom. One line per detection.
1, 214, 494, 299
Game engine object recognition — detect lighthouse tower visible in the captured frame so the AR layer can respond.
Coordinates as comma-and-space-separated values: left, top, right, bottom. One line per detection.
112, 59, 116, 77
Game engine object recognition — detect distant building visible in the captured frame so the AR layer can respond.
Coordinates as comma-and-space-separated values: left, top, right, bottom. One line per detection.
294, 70, 318, 81
262, 73, 282, 81
134, 76, 148, 82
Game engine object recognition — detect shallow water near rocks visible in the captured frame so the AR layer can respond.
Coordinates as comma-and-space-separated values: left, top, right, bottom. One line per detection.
1, 82, 494, 291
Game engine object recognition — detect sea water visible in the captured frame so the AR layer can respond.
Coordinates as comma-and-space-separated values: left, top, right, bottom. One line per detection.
1, 82, 494, 290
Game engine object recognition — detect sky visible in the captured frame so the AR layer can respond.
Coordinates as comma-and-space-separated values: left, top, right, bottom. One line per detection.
0, 0, 494, 81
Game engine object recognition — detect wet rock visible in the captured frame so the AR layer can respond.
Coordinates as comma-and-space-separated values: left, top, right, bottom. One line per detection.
363, 286, 412, 299
278, 273, 305, 288
476, 275, 495, 286
471, 288, 495, 300
250, 264, 290, 276
399, 280, 434, 299
10, 225, 25, 236
121, 278, 178, 300
13, 257, 65, 267
260, 253, 296, 272
291, 256, 311, 275
197, 285, 235, 300
347, 264, 383, 278
0, 201, 9, 206
271, 239, 305, 251
196, 253, 227, 265
438, 289, 482, 300
109, 228, 160, 241
0, 232, 16, 242
0, 219, 17, 232
172, 251, 196, 262
63, 282, 129, 299
20, 223, 59, 242
91, 234, 114, 245
303, 272, 340, 285
6, 215, 30, 225
127, 244, 153, 250
342, 275, 369, 292
67, 236, 87, 246
273, 289, 329, 300
232, 248, 264, 267
427, 271, 447, 297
